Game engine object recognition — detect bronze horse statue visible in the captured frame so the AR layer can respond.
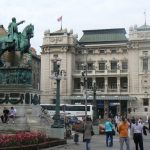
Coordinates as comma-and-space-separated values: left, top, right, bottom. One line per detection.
0, 24, 34, 57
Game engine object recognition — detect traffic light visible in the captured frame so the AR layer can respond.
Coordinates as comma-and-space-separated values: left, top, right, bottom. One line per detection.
80, 77, 84, 86
83, 64, 87, 71
81, 71, 85, 77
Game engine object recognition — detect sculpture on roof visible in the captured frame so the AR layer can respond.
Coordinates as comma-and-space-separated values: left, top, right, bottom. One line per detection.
0, 17, 34, 57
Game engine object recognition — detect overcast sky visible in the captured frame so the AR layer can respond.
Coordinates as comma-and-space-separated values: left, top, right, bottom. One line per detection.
0, 0, 150, 54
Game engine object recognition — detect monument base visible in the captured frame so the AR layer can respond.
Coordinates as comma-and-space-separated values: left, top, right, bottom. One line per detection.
30, 126, 65, 139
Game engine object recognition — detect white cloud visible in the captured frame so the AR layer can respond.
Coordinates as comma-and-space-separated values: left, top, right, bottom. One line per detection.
0, 0, 150, 54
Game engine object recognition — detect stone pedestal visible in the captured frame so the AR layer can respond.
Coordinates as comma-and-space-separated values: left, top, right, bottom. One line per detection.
50, 128, 65, 139
30, 126, 65, 139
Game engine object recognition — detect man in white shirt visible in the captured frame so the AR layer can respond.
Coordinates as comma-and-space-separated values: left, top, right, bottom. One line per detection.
9, 107, 16, 123
131, 119, 144, 150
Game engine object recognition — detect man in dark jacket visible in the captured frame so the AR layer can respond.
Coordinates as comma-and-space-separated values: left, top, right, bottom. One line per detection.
1, 107, 9, 123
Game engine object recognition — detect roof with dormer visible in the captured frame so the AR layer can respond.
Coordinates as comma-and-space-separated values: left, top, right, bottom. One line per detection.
79, 28, 128, 44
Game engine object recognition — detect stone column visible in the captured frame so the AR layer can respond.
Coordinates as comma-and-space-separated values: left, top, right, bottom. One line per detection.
104, 77, 108, 93
117, 77, 120, 93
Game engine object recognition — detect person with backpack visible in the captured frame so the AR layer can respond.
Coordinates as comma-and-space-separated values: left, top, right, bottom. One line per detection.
104, 118, 114, 147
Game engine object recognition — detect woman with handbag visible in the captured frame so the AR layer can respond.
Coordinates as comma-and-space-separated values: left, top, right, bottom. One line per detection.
83, 116, 93, 150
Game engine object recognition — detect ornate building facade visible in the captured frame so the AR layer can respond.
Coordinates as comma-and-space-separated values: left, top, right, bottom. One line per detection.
40, 24, 150, 118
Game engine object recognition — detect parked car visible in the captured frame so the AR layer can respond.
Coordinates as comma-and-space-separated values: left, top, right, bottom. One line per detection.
67, 116, 81, 124
54, 116, 81, 126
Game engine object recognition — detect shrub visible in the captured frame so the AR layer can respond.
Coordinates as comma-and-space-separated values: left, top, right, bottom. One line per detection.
0, 131, 47, 148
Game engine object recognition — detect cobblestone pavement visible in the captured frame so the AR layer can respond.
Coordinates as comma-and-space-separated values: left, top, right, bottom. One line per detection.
43, 132, 150, 150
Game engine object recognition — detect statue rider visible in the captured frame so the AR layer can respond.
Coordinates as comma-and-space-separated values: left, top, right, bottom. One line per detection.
8, 17, 25, 50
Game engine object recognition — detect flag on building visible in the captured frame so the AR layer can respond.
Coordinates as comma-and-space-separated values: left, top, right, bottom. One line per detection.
57, 16, 63, 30
57, 16, 62, 22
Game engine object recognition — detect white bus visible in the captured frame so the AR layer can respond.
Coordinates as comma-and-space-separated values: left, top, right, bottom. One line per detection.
40, 104, 93, 120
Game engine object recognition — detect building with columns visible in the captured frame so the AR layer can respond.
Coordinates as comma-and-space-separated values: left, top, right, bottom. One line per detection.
40, 24, 150, 118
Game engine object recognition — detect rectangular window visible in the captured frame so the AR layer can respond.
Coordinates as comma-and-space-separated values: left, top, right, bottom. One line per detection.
87, 78, 92, 89
99, 62, 105, 71
143, 57, 148, 71
120, 77, 128, 89
144, 108, 148, 112
74, 78, 80, 89
96, 77, 104, 89
111, 61, 117, 70
108, 77, 117, 89
122, 61, 128, 70
87, 63, 93, 70
76, 63, 83, 70
99, 49, 105, 54
53, 61, 57, 72
143, 98, 149, 106
111, 49, 117, 54
88, 50, 93, 54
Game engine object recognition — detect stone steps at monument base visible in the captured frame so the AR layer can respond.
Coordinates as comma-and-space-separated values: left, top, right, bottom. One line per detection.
0, 123, 30, 131
0, 123, 66, 139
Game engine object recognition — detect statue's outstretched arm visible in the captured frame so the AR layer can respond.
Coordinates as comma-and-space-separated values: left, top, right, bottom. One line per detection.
17, 20, 25, 26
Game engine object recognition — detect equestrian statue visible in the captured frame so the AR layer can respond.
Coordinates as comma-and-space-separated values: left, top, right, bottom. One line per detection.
0, 17, 34, 58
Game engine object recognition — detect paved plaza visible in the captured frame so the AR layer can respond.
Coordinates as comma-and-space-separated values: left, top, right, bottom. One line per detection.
43, 132, 150, 150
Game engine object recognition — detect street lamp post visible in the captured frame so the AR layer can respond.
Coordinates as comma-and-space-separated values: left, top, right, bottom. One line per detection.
81, 63, 88, 119
51, 57, 65, 128
92, 79, 98, 125
80, 45, 88, 119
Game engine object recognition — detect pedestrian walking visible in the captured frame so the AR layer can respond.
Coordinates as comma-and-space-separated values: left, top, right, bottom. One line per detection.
104, 118, 114, 147
118, 117, 130, 150
148, 117, 150, 132
83, 116, 93, 150
131, 119, 144, 150
1, 107, 9, 123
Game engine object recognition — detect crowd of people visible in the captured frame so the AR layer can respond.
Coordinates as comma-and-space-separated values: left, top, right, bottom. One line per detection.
105, 115, 150, 150
81, 115, 150, 150
0, 106, 16, 123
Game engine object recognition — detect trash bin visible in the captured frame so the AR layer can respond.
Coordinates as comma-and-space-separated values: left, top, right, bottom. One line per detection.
74, 132, 79, 144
